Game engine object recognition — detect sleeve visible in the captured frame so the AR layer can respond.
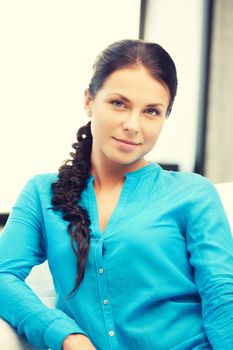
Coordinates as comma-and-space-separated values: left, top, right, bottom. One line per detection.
0, 177, 87, 350
185, 177, 233, 349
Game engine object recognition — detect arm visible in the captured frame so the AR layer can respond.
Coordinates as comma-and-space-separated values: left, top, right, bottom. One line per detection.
0, 177, 87, 350
186, 177, 233, 349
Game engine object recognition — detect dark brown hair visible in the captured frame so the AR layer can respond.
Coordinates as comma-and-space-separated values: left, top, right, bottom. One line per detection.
51, 39, 178, 295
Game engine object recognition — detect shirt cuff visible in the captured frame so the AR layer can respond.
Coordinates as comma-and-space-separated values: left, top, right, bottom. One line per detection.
44, 317, 87, 350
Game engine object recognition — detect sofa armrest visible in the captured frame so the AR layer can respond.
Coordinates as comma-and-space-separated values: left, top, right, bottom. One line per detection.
0, 262, 54, 349
214, 182, 233, 231
0, 318, 41, 350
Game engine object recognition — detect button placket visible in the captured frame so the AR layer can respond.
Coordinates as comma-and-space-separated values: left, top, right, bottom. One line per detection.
95, 239, 118, 349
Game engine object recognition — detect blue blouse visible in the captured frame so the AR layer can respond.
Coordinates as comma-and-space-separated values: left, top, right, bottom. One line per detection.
0, 163, 233, 350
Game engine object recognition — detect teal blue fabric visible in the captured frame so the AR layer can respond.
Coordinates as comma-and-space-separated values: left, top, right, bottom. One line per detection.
0, 163, 233, 350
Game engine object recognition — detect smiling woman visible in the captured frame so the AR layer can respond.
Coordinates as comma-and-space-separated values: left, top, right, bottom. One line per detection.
0, 39, 233, 350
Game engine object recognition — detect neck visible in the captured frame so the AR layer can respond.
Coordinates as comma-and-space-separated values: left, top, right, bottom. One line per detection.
90, 155, 148, 190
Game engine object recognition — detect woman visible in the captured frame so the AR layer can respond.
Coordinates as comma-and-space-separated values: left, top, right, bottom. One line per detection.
0, 39, 233, 350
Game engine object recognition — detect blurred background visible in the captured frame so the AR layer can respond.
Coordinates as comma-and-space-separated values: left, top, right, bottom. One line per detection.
0, 0, 233, 222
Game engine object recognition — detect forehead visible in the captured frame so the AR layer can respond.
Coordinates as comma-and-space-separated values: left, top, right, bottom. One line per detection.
97, 67, 170, 104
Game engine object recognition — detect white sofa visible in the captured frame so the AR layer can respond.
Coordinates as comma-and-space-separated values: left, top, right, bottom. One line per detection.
215, 182, 233, 229
0, 182, 233, 350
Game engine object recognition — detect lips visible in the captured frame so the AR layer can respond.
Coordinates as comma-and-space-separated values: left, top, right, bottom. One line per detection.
113, 137, 141, 145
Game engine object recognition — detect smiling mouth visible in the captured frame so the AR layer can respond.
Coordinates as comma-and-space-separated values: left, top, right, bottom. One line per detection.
113, 137, 141, 146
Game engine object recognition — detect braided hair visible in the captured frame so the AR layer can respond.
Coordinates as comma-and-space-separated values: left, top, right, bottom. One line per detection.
51, 121, 92, 295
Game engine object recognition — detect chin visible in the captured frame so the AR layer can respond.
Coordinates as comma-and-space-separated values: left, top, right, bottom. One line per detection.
104, 148, 147, 166
107, 155, 143, 167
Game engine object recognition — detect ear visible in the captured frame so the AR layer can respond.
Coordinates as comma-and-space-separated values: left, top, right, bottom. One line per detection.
84, 89, 93, 118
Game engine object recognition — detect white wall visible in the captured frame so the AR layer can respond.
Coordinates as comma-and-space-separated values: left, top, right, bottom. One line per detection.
0, 0, 140, 213
205, 0, 233, 183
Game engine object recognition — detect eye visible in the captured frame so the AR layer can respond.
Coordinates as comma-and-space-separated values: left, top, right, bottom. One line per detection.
145, 107, 160, 116
111, 100, 126, 108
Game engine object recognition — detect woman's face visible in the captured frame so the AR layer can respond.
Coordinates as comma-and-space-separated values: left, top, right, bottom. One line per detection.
84, 66, 170, 172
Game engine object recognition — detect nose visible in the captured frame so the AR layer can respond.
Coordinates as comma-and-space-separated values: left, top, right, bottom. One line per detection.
122, 111, 140, 135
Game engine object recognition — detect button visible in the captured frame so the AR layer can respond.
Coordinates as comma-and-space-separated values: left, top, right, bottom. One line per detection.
103, 299, 109, 305
109, 330, 115, 337
99, 268, 104, 274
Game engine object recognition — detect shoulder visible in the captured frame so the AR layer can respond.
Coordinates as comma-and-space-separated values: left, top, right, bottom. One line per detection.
28, 173, 58, 185
160, 168, 213, 187
158, 168, 218, 202
9, 173, 59, 216
29, 173, 58, 183
21, 173, 59, 197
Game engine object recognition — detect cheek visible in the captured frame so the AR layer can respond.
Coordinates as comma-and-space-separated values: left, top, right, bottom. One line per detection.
92, 107, 118, 131
145, 124, 163, 145
90, 110, 113, 139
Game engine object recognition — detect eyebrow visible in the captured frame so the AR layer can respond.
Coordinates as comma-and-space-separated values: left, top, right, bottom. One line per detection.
106, 93, 164, 108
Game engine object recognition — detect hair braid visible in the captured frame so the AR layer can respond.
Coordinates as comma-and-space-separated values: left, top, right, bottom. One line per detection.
51, 121, 92, 295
